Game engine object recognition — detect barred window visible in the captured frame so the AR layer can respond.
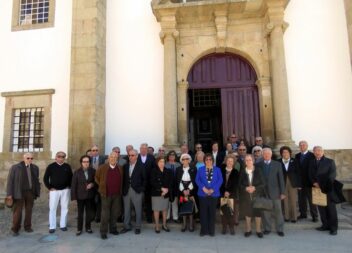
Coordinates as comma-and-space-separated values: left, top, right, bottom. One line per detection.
19, 0, 50, 25
12, 108, 44, 152
192, 89, 220, 107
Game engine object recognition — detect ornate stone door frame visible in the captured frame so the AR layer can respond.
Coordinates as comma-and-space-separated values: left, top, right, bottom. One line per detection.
152, 0, 295, 150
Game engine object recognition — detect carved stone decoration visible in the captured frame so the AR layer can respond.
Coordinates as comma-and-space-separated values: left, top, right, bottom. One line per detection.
214, 10, 228, 49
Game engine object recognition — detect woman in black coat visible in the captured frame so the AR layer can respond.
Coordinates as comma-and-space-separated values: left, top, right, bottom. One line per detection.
71, 155, 96, 236
150, 157, 173, 233
175, 153, 197, 232
238, 154, 265, 238
220, 154, 239, 235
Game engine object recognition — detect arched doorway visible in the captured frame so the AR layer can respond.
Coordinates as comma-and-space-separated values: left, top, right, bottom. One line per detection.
187, 53, 260, 152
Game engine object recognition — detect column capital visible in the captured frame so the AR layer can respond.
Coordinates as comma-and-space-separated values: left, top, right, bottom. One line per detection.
177, 80, 189, 90
264, 21, 289, 37
255, 77, 271, 88
159, 29, 179, 44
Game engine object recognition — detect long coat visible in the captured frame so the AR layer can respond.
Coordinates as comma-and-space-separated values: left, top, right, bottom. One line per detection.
71, 167, 96, 201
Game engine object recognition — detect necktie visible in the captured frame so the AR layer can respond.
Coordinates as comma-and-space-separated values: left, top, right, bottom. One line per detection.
300, 153, 305, 164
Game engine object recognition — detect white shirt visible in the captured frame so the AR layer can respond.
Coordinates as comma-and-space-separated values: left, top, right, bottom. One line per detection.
212, 151, 218, 166
245, 168, 254, 184
129, 163, 136, 177
140, 155, 147, 163
179, 167, 194, 191
282, 159, 290, 171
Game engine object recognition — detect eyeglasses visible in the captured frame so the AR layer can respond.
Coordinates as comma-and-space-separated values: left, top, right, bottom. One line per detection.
238, 149, 246, 151
82, 161, 90, 163
196, 147, 202, 149
26, 157, 34, 160
205, 158, 212, 161
91, 149, 98, 152
182, 158, 190, 161
230, 136, 236, 138
129, 155, 136, 157
57, 155, 66, 158
254, 150, 261, 152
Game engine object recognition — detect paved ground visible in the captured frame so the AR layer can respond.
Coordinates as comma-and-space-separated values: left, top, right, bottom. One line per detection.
0, 202, 351, 253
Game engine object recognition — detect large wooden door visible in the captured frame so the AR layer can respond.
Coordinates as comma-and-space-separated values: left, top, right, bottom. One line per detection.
188, 53, 260, 146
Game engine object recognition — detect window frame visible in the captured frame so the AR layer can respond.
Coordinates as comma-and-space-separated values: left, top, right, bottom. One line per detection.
12, 0, 56, 31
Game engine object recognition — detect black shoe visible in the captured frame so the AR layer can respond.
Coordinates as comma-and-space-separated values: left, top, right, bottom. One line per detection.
263, 230, 271, 235
12, 231, 19, 237
256, 232, 263, 238
120, 228, 131, 234
209, 233, 215, 237
277, 232, 285, 237
155, 228, 160, 234
222, 227, 226, 235
329, 230, 337, 236
86, 229, 93, 234
230, 228, 235, 235
135, 229, 141, 234
60, 227, 67, 232
297, 215, 307, 220
49, 229, 55, 234
316, 226, 329, 231
181, 226, 187, 232
291, 220, 297, 223
312, 217, 318, 223
173, 219, 181, 224
162, 225, 170, 232
76, 231, 82, 236
199, 232, 206, 237
101, 234, 107, 240
25, 228, 33, 233
284, 219, 290, 222
244, 231, 252, 237
110, 231, 119, 235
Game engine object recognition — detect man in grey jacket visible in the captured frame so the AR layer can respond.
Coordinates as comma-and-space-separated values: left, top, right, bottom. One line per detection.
257, 148, 286, 236
6, 153, 41, 236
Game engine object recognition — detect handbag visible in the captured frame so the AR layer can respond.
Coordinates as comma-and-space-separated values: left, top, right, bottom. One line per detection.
220, 197, 234, 217
178, 197, 194, 216
312, 187, 327, 206
252, 196, 273, 211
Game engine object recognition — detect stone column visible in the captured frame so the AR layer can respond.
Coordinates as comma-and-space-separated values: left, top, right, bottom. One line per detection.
344, 0, 352, 69
265, 1, 295, 148
68, 0, 106, 168
160, 24, 179, 148
177, 80, 189, 145
256, 78, 275, 145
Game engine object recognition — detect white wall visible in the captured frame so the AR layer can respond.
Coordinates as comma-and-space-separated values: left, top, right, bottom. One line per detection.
0, 0, 72, 156
106, 0, 164, 153
285, 0, 352, 149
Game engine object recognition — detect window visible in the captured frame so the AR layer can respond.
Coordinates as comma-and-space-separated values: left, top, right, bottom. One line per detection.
192, 89, 220, 107
12, 0, 56, 31
12, 107, 44, 152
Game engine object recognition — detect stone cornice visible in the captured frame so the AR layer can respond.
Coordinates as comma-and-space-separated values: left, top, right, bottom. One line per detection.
1, 89, 55, 97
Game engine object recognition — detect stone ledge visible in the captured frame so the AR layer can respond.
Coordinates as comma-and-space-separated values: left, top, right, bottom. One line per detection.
1, 89, 55, 97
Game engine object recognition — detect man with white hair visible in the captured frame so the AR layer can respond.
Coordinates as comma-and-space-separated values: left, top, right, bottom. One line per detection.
257, 148, 286, 237
6, 153, 41, 236
308, 146, 338, 235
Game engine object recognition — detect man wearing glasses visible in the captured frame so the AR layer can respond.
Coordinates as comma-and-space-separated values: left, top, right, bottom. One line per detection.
43, 151, 73, 233
6, 153, 40, 236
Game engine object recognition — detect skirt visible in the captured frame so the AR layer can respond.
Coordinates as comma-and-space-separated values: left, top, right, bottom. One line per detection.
152, 196, 169, 211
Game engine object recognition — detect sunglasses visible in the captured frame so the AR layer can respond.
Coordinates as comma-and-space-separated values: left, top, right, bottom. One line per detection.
26, 157, 34, 160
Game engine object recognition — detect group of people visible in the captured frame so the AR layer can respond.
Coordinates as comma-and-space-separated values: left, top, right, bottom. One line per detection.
6, 136, 339, 240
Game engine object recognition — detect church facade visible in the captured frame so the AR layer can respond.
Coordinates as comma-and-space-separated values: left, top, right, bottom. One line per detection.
0, 0, 352, 203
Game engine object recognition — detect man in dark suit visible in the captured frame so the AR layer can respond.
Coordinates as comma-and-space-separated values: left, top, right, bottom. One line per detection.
211, 141, 225, 167
308, 146, 338, 235
137, 143, 156, 223
90, 145, 108, 223
120, 149, 146, 235
294, 140, 318, 221
257, 148, 286, 237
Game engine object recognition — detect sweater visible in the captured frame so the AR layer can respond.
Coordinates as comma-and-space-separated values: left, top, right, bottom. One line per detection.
43, 162, 73, 190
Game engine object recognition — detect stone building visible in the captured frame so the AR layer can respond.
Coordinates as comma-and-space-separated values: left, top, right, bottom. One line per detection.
0, 0, 352, 204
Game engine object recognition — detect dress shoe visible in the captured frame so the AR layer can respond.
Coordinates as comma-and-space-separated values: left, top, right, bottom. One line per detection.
222, 227, 227, 235
256, 232, 263, 238
199, 232, 206, 237
291, 220, 297, 223
120, 228, 131, 234
162, 225, 170, 232
110, 231, 119, 235
86, 229, 93, 234
209, 233, 215, 237
181, 226, 187, 232
329, 230, 337, 236
312, 217, 318, 222
229, 228, 235, 235
25, 228, 33, 233
101, 234, 107, 240
76, 231, 82, 236
60, 227, 67, 232
284, 219, 290, 222
263, 230, 271, 235
12, 231, 19, 237
244, 231, 252, 237
49, 229, 56, 234
316, 226, 329, 231
135, 229, 141, 234
277, 232, 285, 237
155, 228, 160, 234
189, 227, 194, 232
297, 215, 307, 220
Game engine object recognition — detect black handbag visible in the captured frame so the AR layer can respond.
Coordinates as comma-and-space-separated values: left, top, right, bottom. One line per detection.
330, 180, 346, 204
178, 199, 194, 216
252, 196, 273, 211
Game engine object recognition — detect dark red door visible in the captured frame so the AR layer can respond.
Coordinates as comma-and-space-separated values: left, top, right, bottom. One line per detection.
188, 53, 260, 146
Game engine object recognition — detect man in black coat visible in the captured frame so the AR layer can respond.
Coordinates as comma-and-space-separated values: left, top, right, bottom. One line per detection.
295, 140, 318, 221
211, 141, 225, 167
308, 146, 338, 235
137, 143, 156, 223
120, 149, 146, 235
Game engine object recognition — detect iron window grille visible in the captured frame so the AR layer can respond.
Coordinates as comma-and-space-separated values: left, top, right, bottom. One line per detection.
19, 0, 50, 25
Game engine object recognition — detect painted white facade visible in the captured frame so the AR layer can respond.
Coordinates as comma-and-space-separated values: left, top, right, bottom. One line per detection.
0, 0, 351, 156
0, 0, 73, 156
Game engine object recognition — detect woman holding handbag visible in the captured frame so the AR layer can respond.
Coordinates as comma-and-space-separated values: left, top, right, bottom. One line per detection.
71, 155, 96, 236
220, 154, 239, 235
176, 153, 197, 232
151, 157, 173, 233
196, 153, 223, 237
239, 154, 265, 238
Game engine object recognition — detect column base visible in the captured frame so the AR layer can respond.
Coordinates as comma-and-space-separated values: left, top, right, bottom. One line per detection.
273, 139, 298, 153
163, 144, 181, 154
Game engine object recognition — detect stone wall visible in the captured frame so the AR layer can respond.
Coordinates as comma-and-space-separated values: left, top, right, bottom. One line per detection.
345, 0, 352, 68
